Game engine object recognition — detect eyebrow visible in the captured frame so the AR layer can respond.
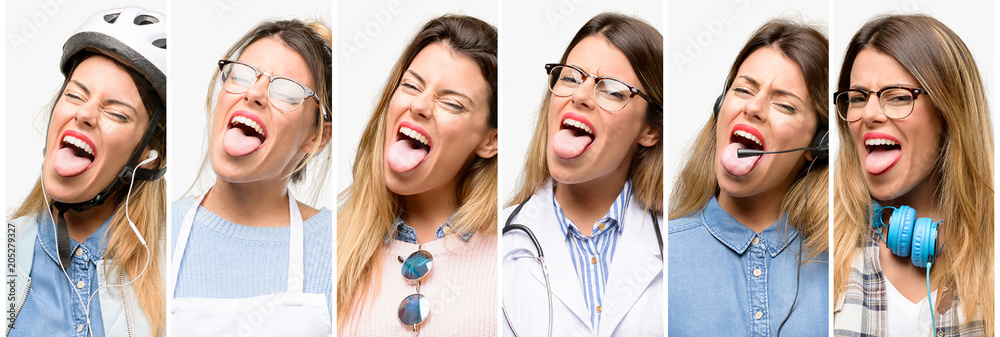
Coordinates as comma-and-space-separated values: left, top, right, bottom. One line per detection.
849, 84, 918, 91
738, 75, 803, 101
406, 70, 474, 105
407, 70, 426, 86
71, 80, 91, 96
441, 89, 473, 105
70, 80, 139, 115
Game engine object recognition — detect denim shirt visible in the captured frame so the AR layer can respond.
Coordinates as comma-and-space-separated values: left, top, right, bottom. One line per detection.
668, 197, 828, 336
10, 213, 110, 337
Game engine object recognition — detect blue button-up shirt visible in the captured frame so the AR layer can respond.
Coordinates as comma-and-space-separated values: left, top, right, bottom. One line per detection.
553, 180, 631, 334
10, 214, 110, 337
668, 197, 828, 336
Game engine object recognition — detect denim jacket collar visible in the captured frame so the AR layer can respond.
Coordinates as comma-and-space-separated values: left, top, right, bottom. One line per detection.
701, 197, 797, 257
37, 210, 112, 266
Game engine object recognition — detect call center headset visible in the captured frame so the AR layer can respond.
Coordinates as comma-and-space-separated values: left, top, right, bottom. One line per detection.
501, 197, 663, 337
714, 86, 830, 161
871, 202, 943, 332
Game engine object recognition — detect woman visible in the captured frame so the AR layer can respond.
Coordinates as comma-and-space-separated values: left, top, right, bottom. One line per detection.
502, 13, 663, 337
668, 19, 829, 335
169, 19, 333, 336
832, 14, 993, 336
336, 14, 498, 336
7, 7, 167, 337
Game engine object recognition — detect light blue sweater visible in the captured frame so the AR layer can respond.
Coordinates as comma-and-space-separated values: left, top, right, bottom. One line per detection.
170, 197, 333, 315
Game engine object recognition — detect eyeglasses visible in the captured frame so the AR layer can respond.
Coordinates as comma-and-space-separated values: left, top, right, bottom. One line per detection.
397, 249, 433, 333
217, 60, 329, 121
544, 63, 660, 112
833, 87, 928, 122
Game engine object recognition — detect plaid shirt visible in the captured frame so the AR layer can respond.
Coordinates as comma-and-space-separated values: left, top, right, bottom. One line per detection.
834, 232, 985, 336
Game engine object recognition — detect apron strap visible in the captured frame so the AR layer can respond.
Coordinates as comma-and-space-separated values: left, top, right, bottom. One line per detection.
286, 189, 305, 294
169, 191, 208, 298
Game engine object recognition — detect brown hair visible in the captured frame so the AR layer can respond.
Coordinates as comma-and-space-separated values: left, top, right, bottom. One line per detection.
832, 14, 993, 333
508, 12, 663, 213
337, 14, 497, 326
670, 19, 829, 260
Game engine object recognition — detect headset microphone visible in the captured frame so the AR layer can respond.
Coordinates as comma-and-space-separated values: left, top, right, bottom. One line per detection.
736, 132, 829, 160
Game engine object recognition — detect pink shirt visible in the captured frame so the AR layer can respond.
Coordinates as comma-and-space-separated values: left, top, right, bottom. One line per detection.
340, 232, 497, 336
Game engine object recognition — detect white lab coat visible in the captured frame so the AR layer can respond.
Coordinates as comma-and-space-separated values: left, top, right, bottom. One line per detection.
502, 180, 664, 337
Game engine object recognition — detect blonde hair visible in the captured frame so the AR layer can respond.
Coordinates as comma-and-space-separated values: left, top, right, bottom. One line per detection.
669, 19, 830, 261
832, 14, 993, 333
508, 13, 663, 213
336, 14, 497, 326
188, 19, 332, 204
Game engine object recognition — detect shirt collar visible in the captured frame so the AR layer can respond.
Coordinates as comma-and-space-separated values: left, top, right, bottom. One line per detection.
552, 179, 632, 238
701, 196, 797, 257
37, 211, 112, 264
384, 213, 472, 244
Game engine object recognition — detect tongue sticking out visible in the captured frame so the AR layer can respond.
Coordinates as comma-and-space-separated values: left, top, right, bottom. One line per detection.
865, 148, 901, 175
387, 139, 429, 173
552, 129, 592, 159
223, 127, 263, 157
54, 147, 93, 177
721, 142, 759, 176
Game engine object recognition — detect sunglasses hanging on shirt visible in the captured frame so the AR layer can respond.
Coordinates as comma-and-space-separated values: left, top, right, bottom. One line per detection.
398, 248, 433, 334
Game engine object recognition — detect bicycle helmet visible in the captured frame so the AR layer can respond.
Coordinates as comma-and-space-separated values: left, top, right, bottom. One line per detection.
50, 7, 167, 267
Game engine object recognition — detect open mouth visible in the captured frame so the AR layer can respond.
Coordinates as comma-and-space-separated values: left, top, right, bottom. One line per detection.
53, 130, 96, 177
386, 121, 432, 173
863, 132, 901, 175
223, 111, 267, 157
720, 124, 765, 176
552, 113, 596, 159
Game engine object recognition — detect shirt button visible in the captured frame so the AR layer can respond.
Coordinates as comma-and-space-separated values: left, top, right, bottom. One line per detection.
596, 305, 602, 313
76, 281, 85, 289
753, 269, 762, 277
75, 248, 83, 256
751, 237, 759, 245
591, 257, 598, 265
598, 222, 606, 231
77, 324, 84, 332
754, 311, 763, 320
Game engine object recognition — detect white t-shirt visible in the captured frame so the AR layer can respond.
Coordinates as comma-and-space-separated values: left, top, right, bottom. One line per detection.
885, 275, 938, 337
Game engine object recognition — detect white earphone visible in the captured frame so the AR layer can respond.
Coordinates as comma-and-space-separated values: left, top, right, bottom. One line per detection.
138, 149, 158, 167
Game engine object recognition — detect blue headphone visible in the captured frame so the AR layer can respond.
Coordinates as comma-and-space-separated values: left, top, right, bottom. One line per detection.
871, 202, 941, 269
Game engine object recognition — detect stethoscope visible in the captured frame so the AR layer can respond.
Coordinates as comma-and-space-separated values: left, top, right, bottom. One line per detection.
501, 195, 663, 337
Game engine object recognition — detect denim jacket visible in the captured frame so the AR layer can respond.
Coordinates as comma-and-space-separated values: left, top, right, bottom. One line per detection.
6, 213, 154, 337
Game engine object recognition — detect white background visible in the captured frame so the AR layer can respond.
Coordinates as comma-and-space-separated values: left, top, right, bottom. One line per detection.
499, 0, 663, 204
5, 1, 168, 216
335, 0, 498, 201
169, 0, 332, 208
665, 0, 828, 204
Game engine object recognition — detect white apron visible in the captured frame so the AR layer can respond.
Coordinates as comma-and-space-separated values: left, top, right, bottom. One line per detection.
170, 189, 332, 336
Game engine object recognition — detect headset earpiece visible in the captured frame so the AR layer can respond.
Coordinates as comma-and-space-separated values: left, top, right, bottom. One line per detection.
713, 92, 725, 121
809, 128, 829, 160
